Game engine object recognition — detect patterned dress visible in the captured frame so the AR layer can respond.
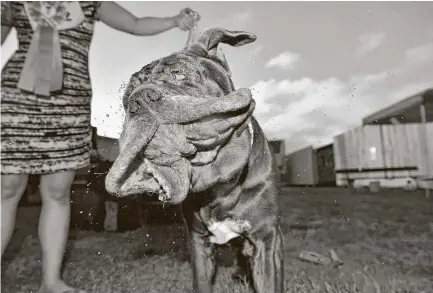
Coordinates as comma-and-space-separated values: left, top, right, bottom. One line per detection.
1, 1, 100, 174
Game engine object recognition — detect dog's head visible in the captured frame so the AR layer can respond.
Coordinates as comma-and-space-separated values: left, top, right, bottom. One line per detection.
105, 28, 256, 204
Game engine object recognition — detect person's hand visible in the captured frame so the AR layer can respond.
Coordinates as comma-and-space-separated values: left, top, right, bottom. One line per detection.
175, 8, 200, 31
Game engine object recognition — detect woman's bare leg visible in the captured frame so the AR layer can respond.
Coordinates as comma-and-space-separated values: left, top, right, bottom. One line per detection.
1, 174, 29, 256
39, 170, 86, 293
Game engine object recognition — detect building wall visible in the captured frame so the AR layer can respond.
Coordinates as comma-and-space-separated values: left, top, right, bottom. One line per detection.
315, 144, 336, 186
97, 136, 119, 162
284, 146, 318, 186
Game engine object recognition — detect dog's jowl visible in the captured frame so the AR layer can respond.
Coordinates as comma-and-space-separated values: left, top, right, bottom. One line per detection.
105, 28, 284, 293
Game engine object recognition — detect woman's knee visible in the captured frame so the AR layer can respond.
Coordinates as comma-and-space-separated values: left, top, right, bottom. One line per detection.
40, 171, 76, 204
1, 174, 29, 200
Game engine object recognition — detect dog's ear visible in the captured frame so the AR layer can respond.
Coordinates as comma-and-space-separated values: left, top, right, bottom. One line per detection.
187, 28, 256, 75
187, 28, 256, 58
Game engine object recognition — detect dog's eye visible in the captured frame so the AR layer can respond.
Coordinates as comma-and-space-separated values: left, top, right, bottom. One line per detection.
171, 70, 186, 80
175, 74, 186, 80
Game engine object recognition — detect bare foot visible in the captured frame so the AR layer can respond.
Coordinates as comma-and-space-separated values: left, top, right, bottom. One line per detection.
40, 280, 87, 293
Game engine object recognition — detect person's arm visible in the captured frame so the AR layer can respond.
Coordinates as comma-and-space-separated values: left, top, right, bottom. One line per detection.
97, 2, 198, 36
1, 25, 11, 45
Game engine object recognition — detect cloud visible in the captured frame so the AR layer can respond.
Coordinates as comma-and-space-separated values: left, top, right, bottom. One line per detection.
356, 32, 385, 56
386, 42, 433, 77
265, 51, 301, 70
404, 42, 433, 63
249, 72, 391, 153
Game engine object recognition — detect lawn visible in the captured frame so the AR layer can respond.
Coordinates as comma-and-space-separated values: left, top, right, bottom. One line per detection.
2, 187, 432, 293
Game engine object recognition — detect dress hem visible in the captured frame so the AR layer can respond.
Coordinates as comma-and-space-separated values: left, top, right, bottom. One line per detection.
0, 162, 91, 176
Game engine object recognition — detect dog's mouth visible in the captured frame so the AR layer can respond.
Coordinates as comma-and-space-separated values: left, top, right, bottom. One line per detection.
105, 140, 191, 204
117, 156, 172, 201
145, 168, 171, 202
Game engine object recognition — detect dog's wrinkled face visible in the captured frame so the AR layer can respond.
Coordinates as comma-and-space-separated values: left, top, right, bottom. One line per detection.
105, 28, 256, 204
127, 52, 233, 104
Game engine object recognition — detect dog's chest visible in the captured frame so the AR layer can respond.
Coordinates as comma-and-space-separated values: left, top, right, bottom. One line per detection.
207, 218, 251, 244
202, 120, 254, 245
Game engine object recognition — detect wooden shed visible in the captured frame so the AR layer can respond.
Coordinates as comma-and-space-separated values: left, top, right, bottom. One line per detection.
315, 143, 336, 186
334, 88, 433, 189
284, 146, 318, 186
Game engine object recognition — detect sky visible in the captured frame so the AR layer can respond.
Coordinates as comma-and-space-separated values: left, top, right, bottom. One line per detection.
2, 1, 433, 154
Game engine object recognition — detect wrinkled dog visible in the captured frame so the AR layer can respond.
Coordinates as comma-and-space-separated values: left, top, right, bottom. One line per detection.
106, 28, 284, 293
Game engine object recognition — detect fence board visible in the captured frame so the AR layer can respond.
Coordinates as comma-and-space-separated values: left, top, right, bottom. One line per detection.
333, 123, 432, 187
427, 123, 433, 177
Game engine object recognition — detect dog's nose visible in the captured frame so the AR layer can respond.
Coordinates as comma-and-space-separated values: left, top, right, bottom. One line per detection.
128, 86, 163, 114
142, 87, 162, 102
128, 100, 140, 114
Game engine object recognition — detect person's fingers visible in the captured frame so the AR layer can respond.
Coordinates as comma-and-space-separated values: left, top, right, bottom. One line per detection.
178, 19, 191, 31
191, 10, 201, 21
178, 23, 188, 31
181, 7, 194, 15
181, 7, 200, 21
177, 8, 200, 31
176, 16, 188, 30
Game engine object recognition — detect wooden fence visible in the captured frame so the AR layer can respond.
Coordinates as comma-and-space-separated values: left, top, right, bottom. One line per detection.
333, 123, 433, 187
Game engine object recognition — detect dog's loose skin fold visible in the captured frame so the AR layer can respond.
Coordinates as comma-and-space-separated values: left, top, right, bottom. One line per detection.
105, 28, 284, 293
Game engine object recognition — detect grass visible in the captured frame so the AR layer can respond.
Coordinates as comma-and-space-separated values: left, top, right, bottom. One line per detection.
2, 187, 433, 293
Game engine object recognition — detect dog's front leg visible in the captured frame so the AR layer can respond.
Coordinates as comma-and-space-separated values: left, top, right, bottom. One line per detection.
182, 202, 217, 293
249, 227, 284, 293
188, 229, 216, 293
